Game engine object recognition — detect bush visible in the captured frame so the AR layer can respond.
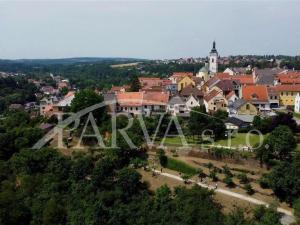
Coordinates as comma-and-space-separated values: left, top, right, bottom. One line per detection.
223, 175, 235, 188
157, 149, 167, 167
237, 173, 249, 184
209, 169, 218, 181
244, 184, 254, 195
258, 176, 270, 189
222, 164, 233, 177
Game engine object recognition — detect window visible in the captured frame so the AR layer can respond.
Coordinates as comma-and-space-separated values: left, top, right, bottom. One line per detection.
246, 104, 250, 110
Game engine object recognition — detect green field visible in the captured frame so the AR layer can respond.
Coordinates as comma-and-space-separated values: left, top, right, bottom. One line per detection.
293, 112, 300, 120
161, 133, 266, 148
165, 157, 198, 175
213, 133, 266, 148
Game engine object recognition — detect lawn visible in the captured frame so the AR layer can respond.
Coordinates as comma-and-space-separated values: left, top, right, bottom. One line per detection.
213, 133, 266, 148
165, 157, 198, 175
160, 133, 266, 148
158, 136, 197, 146
293, 112, 300, 120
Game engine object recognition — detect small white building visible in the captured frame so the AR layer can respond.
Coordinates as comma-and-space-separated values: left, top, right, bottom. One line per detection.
185, 95, 201, 110
167, 96, 189, 116
295, 93, 300, 113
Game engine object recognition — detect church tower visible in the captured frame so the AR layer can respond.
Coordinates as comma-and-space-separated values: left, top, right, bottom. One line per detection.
209, 41, 218, 74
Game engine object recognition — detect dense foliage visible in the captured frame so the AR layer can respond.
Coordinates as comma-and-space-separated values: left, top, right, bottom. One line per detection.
0, 77, 37, 113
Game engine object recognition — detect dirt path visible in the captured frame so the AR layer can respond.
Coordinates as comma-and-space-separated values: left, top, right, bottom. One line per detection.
153, 169, 295, 223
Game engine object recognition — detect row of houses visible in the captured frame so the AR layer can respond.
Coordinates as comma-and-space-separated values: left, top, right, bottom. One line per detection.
104, 67, 300, 123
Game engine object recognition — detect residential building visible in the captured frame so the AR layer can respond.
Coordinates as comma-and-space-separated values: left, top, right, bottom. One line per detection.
242, 85, 270, 112
138, 77, 163, 89
228, 99, 258, 115
274, 71, 300, 85
204, 89, 227, 113
180, 84, 203, 102
295, 93, 300, 113
273, 85, 300, 106
185, 95, 201, 111
177, 75, 195, 92
267, 87, 280, 108
115, 91, 169, 116
167, 95, 189, 116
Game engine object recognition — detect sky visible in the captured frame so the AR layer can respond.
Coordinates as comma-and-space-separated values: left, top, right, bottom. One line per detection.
0, 0, 300, 59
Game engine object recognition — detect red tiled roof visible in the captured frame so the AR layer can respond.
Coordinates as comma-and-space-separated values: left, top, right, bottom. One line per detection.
204, 89, 222, 102
116, 91, 169, 106
231, 75, 254, 85
242, 85, 268, 102
215, 72, 231, 79
273, 84, 300, 92
138, 77, 163, 89
276, 72, 300, 84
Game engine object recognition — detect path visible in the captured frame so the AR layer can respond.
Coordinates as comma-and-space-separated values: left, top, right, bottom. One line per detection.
153, 170, 295, 224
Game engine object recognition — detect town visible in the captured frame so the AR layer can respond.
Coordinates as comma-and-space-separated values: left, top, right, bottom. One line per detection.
1, 1, 300, 224
1, 42, 300, 225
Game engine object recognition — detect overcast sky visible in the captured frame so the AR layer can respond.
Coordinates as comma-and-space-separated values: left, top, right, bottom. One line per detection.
0, 1, 299, 59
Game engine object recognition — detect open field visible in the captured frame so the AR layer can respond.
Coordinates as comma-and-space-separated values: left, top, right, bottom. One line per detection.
110, 62, 140, 68
160, 133, 266, 148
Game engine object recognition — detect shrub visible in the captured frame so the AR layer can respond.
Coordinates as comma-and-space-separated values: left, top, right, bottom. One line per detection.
222, 164, 233, 177
244, 184, 254, 195
156, 149, 167, 167
209, 170, 218, 181
237, 173, 249, 184
223, 175, 235, 188
258, 176, 270, 189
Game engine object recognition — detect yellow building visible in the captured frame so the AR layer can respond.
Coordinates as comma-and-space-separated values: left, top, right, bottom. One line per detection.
274, 85, 300, 106
177, 76, 195, 91
229, 99, 258, 115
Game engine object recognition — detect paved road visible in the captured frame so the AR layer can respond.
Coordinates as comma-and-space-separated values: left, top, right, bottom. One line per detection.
154, 170, 295, 224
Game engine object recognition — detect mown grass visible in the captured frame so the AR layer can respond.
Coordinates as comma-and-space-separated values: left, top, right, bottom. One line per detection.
213, 133, 266, 148
161, 133, 266, 148
165, 157, 198, 175
293, 112, 300, 120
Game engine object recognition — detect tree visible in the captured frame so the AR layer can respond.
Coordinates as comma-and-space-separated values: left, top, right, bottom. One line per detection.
129, 74, 141, 91
237, 173, 249, 184
223, 175, 235, 188
294, 198, 300, 222
157, 149, 167, 167
42, 198, 66, 225
71, 89, 106, 122
213, 109, 228, 120
244, 184, 254, 195
189, 106, 226, 140
197, 168, 206, 182
255, 125, 296, 166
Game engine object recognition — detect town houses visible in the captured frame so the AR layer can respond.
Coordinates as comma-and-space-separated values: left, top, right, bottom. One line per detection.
17, 41, 300, 126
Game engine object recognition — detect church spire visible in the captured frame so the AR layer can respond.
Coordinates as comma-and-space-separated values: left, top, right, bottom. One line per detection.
210, 40, 217, 53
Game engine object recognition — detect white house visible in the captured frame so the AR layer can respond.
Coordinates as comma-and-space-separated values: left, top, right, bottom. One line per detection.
185, 95, 201, 110
167, 96, 189, 116
295, 93, 300, 113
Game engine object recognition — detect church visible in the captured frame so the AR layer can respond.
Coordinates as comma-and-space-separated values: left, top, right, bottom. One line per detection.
196, 41, 219, 81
